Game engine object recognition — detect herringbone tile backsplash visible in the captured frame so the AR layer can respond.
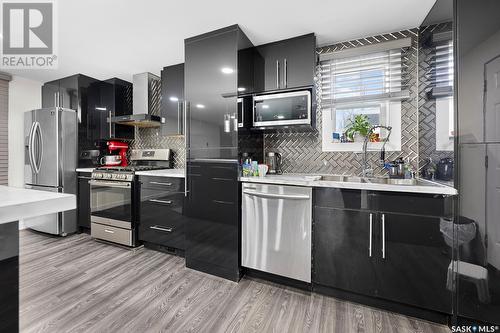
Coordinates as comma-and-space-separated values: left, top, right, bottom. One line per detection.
132, 27, 453, 175
264, 29, 420, 176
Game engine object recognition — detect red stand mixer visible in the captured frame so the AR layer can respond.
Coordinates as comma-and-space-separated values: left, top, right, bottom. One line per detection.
100, 140, 129, 167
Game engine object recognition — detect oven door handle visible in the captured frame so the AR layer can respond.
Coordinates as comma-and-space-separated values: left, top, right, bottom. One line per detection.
89, 180, 131, 188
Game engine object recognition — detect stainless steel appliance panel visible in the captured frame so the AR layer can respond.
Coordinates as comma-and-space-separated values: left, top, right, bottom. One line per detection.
24, 111, 36, 185
90, 180, 133, 225
23, 185, 61, 235
253, 90, 311, 127
91, 222, 132, 246
34, 108, 58, 187
23, 108, 77, 236
242, 183, 312, 282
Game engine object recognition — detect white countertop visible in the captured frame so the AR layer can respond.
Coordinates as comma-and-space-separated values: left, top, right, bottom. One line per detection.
0, 186, 76, 224
76, 168, 94, 173
135, 169, 185, 178
239, 174, 458, 196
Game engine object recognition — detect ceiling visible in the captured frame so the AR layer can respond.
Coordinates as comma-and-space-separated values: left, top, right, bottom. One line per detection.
7, 0, 436, 83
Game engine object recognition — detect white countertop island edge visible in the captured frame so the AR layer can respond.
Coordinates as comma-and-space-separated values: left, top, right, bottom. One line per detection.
135, 169, 185, 178
0, 186, 76, 224
239, 175, 458, 195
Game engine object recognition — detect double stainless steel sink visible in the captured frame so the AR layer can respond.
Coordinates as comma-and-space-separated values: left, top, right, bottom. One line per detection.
316, 175, 419, 186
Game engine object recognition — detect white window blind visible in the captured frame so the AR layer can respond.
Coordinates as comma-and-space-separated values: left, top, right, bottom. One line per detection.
427, 40, 453, 98
320, 45, 411, 106
0, 77, 9, 185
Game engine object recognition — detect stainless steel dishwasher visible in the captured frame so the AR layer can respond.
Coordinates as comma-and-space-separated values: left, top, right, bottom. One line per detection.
242, 183, 312, 282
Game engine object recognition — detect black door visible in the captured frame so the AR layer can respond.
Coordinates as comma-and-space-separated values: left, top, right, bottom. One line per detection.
257, 42, 283, 91
374, 212, 452, 313
58, 76, 79, 110
77, 174, 91, 229
314, 207, 379, 296
161, 64, 184, 136
280, 34, 316, 89
185, 161, 240, 281
185, 26, 239, 159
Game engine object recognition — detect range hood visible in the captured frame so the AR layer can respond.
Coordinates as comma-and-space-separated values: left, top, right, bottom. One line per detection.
112, 72, 164, 127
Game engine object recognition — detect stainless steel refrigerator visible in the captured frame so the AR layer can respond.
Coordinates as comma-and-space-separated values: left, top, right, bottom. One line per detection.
24, 107, 77, 235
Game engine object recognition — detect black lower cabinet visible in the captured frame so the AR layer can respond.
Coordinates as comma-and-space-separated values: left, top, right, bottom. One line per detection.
0, 221, 19, 333
375, 212, 452, 313
77, 172, 91, 230
314, 207, 378, 296
138, 177, 186, 251
313, 188, 453, 318
185, 161, 241, 281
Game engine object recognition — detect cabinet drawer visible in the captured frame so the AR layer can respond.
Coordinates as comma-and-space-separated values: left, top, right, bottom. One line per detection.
372, 192, 454, 217
91, 222, 132, 246
139, 214, 185, 250
141, 191, 184, 212
140, 176, 183, 192
314, 188, 370, 210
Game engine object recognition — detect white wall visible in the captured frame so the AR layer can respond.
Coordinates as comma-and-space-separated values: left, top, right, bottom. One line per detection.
458, 29, 500, 143
8, 76, 42, 187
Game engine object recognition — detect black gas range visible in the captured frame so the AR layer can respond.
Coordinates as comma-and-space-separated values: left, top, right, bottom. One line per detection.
89, 149, 171, 247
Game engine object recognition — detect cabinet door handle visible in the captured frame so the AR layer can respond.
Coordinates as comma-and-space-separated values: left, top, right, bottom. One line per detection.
382, 213, 386, 259
276, 60, 280, 89
369, 213, 373, 257
54, 92, 58, 107
149, 199, 173, 204
108, 110, 113, 138
284, 58, 287, 88
150, 225, 172, 233
149, 181, 172, 186
184, 102, 189, 197
104, 229, 114, 234
177, 101, 181, 134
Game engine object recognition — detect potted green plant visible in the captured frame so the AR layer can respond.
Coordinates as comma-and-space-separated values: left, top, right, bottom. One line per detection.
344, 114, 371, 142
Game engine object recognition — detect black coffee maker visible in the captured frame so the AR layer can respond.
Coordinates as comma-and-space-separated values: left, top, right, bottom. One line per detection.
436, 157, 454, 181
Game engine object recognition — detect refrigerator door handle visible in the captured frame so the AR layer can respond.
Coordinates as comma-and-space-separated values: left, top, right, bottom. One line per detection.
35, 122, 43, 174
28, 122, 36, 173
30, 122, 40, 174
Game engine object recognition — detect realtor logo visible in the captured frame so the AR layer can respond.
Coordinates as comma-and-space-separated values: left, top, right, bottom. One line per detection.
1, 0, 57, 68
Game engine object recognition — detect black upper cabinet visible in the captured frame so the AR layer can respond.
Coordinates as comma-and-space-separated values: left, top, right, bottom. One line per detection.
42, 74, 100, 165
161, 63, 184, 136
87, 79, 134, 141
185, 25, 253, 159
42, 74, 98, 114
256, 33, 316, 92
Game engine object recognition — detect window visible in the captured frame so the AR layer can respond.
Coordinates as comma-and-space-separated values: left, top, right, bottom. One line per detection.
320, 39, 410, 152
434, 40, 454, 151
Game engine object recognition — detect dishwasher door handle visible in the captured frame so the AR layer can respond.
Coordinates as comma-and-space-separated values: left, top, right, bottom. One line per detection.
243, 189, 310, 200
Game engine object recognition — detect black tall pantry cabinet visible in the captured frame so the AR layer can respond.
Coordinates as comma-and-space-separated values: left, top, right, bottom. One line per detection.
184, 25, 253, 281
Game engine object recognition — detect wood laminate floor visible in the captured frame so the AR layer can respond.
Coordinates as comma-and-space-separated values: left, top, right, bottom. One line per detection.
19, 230, 450, 333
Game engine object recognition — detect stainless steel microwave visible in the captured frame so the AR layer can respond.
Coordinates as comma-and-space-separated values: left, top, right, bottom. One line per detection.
253, 90, 311, 127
